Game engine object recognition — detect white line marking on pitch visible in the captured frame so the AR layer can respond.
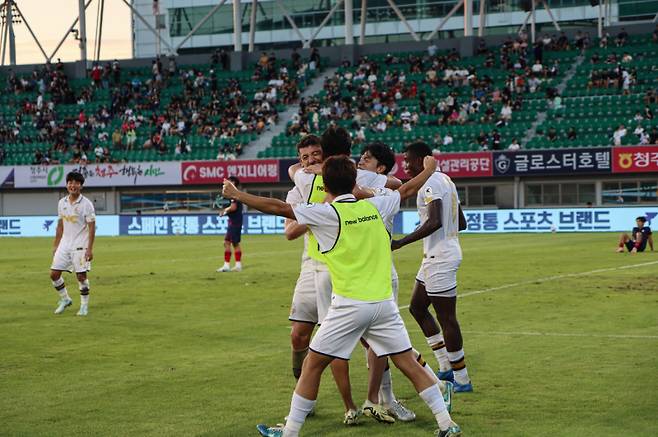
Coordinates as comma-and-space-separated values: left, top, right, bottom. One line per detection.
403, 326, 658, 340
398, 260, 658, 310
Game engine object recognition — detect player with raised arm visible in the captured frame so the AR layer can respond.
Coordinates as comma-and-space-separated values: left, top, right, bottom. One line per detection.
392, 141, 473, 393
358, 142, 452, 421
288, 127, 402, 425
50, 171, 96, 316
616, 216, 653, 253
222, 155, 462, 437
285, 135, 323, 394
218, 176, 244, 272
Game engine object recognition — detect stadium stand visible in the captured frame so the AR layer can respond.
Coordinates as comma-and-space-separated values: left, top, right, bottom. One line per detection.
1, 28, 657, 165
0, 51, 323, 165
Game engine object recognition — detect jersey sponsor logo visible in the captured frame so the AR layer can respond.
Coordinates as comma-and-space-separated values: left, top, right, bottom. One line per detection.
62, 215, 78, 224
343, 214, 378, 226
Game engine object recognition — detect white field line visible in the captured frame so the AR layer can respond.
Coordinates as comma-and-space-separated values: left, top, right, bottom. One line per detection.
402, 326, 658, 340
398, 260, 658, 310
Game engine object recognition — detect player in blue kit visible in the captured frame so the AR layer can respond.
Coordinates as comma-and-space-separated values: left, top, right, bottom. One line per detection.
616, 216, 653, 253
218, 176, 244, 272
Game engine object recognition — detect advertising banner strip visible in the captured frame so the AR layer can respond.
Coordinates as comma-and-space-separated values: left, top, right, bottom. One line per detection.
492, 148, 612, 176
612, 146, 658, 174
401, 207, 658, 233
392, 152, 493, 180
13, 162, 182, 188
181, 159, 280, 185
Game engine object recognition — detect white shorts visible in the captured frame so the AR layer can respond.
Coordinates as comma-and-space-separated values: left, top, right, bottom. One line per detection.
310, 295, 413, 360
51, 246, 91, 273
416, 257, 461, 298
392, 277, 399, 304
289, 261, 318, 325
315, 269, 332, 323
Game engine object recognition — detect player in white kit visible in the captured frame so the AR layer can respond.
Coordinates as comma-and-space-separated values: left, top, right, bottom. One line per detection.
284, 135, 323, 388
392, 141, 473, 393
50, 171, 96, 316
222, 156, 462, 437
289, 128, 403, 424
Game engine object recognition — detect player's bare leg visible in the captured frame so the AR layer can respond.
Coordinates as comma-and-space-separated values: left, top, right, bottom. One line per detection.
231, 243, 242, 271
430, 294, 472, 392
50, 269, 72, 315
290, 321, 314, 381
409, 281, 452, 378
362, 346, 399, 423
76, 272, 90, 316
329, 360, 360, 424
617, 233, 631, 252
388, 350, 461, 436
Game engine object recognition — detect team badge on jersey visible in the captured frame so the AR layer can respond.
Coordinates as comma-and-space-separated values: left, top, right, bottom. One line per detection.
424, 186, 434, 204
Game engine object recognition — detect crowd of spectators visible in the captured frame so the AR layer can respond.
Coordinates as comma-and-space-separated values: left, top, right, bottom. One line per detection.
2, 48, 315, 164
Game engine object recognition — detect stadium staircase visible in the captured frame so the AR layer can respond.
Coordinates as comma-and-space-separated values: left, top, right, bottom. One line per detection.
243, 67, 338, 159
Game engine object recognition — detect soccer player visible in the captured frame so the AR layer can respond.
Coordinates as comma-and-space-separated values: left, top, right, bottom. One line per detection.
392, 141, 473, 393
284, 135, 323, 391
223, 155, 462, 437
50, 171, 96, 316
217, 176, 244, 272
616, 216, 653, 253
358, 142, 451, 421
289, 127, 402, 425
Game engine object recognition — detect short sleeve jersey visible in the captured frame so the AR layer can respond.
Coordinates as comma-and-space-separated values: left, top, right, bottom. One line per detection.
58, 195, 96, 249
293, 168, 388, 202
286, 186, 310, 261
417, 171, 462, 260
632, 226, 652, 245
292, 192, 400, 253
227, 199, 243, 227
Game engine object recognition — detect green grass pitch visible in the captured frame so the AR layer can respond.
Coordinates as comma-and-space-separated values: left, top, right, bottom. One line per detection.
1, 233, 657, 436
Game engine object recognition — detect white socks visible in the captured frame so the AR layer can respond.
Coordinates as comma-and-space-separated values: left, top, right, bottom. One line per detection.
79, 279, 90, 306
284, 392, 316, 437
52, 278, 70, 299
379, 368, 395, 406
426, 334, 451, 372
419, 384, 452, 431
447, 349, 470, 385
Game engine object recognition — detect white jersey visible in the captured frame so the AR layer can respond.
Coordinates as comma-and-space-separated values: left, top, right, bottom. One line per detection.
417, 171, 462, 261
293, 168, 387, 202
57, 194, 95, 250
285, 186, 310, 263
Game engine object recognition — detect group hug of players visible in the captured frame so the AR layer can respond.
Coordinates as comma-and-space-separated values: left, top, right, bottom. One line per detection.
221, 126, 472, 436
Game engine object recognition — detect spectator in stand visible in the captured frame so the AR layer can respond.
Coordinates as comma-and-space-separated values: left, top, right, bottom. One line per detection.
508, 138, 521, 151
613, 125, 627, 146
616, 28, 628, 47
547, 127, 558, 142
649, 127, 658, 144
491, 130, 502, 150
94, 144, 104, 161
443, 132, 454, 147
644, 105, 654, 120
125, 123, 137, 150
477, 131, 489, 149
567, 127, 577, 140
112, 128, 123, 149
175, 135, 191, 155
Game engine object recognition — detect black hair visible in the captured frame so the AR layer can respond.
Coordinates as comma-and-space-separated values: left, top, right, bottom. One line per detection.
636, 216, 646, 223
296, 134, 321, 151
228, 176, 240, 186
404, 141, 433, 160
66, 171, 85, 185
320, 126, 351, 158
322, 156, 356, 196
361, 142, 396, 174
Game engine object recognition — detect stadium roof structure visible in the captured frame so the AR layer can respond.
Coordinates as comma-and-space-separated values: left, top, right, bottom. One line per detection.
3, 0, 654, 67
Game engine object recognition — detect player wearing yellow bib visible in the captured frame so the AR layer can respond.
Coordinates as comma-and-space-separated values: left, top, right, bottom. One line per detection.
288, 127, 402, 425
222, 155, 462, 437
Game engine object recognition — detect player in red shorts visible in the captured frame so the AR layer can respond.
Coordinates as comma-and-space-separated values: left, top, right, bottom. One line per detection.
218, 176, 244, 272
